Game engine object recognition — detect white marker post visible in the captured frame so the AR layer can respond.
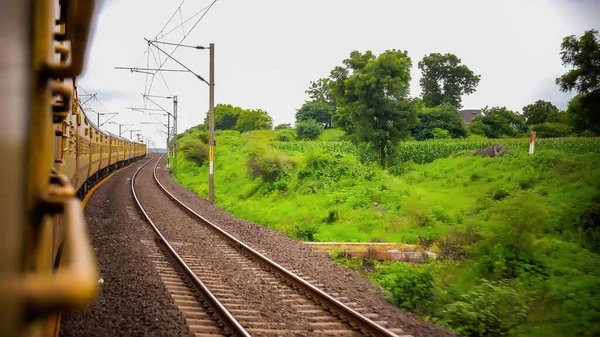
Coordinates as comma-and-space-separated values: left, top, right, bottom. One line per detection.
529, 131, 536, 154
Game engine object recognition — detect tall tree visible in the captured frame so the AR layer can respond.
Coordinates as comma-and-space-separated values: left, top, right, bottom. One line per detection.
555, 29, 600, 134
306, 78, 336, 109
235, 109, 273, 133
331, 50, 417, 168
522, 100, 561, 125
418, 53, 481, 108
295, 101, 334, 128
556, 29, 600, 95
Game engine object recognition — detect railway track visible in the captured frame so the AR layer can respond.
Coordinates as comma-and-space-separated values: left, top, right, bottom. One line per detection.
131, 154, 412, 337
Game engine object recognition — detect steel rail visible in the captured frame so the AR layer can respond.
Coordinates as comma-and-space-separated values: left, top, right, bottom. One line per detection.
152, 156, 401, 337
131, 155, 250, 337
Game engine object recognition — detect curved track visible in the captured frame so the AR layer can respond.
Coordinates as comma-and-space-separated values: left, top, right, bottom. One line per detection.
132, 154, 409, 337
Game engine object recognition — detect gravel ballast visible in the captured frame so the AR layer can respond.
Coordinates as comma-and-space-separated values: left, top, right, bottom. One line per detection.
60, 157, 189, 337
155, 156, 455, 337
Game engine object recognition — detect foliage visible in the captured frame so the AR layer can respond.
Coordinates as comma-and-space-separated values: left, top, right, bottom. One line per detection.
418, 53, 481, 108
178, 138, 208, 165
330, 49, 418, 167
173, 128, 600, 336
468, 106, 526, 138
235, 108, 273, 133
245, 142, 289, 182
555, 30, 600, 134
306, 77, 336, 110
295, 101, 335, 128
374, 263, 434, 315
530, 122, 573, 138
275, 129, 296, 142
566, 92, 600, 134
296, 119, 323, 140
443, 280, 532, 337
522, 100, 562, 126
411, 104, 467, 140
202, 104, 243, 130
274, 123, 292, 130
555, 29, 600, 95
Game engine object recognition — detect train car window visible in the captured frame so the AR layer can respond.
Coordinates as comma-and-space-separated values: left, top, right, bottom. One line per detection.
77, 114, 82, 125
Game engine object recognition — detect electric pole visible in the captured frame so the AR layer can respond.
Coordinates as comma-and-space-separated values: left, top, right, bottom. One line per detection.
173, 95, 178, 171
209, 43, 215, 204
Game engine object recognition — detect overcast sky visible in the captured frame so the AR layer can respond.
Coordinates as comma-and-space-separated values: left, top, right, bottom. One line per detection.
79, 0, 600, 147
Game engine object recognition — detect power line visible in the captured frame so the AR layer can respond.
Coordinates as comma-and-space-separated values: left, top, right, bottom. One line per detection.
158, 3, 213, 39
146, 39, 209, 85
147, 0, 218, 84
153, 0, 188, 40
148, 46, 173, 96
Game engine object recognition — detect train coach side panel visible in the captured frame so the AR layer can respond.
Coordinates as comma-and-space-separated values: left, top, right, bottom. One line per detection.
76, 117, 92, 192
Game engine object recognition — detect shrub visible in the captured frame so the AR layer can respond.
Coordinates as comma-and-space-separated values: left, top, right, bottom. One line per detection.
374, 264, 435, 315
531, 122, 573, 138
179, 138, 208, 166
274, 123, 292, 130
443, 280, 532, 337
296, 119, 323, 140
245, 143, 290, 182
275, 129, 296, 142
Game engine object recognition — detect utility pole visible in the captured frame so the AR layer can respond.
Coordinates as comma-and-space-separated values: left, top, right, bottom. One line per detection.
173, 95, 178, 171
208, 43, 215, 204
130, 129, 141, 140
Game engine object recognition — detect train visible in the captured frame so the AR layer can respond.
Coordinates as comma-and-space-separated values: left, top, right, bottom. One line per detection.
0, 0, 145, 336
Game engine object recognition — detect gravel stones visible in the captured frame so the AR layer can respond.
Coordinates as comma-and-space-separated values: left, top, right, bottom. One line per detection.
60, 159, 189, 336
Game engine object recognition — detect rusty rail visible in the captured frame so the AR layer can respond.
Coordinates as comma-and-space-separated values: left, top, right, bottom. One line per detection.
151, 155, 402, 337
131, 156, 250, 337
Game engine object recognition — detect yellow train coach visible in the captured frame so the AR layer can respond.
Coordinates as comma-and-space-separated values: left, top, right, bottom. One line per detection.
0, 0, 145, 336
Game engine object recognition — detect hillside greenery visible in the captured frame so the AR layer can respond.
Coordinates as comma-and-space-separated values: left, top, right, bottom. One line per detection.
173, 127, 600, 336
169, 29, 600, 336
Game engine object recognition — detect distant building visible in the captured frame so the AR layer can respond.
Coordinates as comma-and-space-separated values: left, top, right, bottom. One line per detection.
459, 109, 482, 124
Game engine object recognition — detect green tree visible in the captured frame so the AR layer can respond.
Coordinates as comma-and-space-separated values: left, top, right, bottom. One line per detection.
296, 119, 323, 140
331, 50, 417, 168
235, 109, 273, 133
556, 29, 600, 134
295, 101, 335, 128
522, 100, 561, 125
530, 122, 573, 138
203, 104, 243, 130
411, 104, 467, 140
418, 53, 481, 108
468, 106, 525, 138
556, 29, 600, 95
565, 93, 600, 134
274, 123, 292, 130
306, 78, 336, 109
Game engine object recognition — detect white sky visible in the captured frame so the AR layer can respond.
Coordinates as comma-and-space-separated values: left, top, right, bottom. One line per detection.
79, 0, 600, 147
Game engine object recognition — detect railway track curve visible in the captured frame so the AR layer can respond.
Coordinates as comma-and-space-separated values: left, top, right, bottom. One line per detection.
131, 154, 411, 337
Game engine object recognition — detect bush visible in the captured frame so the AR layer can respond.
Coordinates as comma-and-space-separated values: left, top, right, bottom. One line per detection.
443, 280, 531, 337
275, 129, 296, 142
274, 123, 292, 130
373, 263, 434, 315
296, 119, 323, 140
245, 143, 290, 182
531, 122, 573, 138
179, 138, 208, 166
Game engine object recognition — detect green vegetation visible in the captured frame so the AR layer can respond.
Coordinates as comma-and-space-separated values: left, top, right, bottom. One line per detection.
169, 29, 600, 336
173, 127, 600, 336
418, 52, 481, 109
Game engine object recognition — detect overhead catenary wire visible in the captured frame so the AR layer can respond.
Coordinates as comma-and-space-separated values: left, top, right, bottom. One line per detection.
145, 0, 218, 91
